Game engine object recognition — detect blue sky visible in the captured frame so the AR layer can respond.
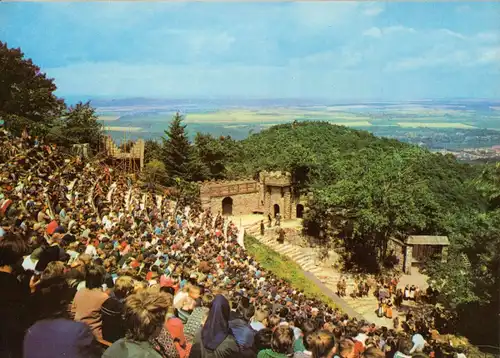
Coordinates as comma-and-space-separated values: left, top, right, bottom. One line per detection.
1, 2, 499, 101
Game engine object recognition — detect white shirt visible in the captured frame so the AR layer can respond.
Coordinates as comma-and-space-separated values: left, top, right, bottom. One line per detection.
85, 244, 97, 258
173, 291, 189, 309
22, 256, 38, 271
410, 334, 426, 353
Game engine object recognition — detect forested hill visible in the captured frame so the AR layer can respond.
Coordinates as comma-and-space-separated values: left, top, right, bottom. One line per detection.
224, 122, 498, 344
228, 121, 480, 193
228, 121, 486, 263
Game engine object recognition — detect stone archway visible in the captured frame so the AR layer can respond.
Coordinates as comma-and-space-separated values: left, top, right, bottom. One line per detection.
222, 197, 233, 216
273, 204, 280, 217
296, 204, 304, 219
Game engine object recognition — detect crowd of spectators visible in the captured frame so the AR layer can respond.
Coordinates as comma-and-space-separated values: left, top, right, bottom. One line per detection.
0, 129, 467, 358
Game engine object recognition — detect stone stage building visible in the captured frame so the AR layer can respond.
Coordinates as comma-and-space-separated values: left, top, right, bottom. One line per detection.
388, 235, 450, 274
199, 171, 308, 220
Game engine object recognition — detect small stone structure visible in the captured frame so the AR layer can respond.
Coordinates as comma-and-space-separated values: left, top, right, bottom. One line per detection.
102, 136, 145, 172
199, 171, 308, 219
388, 235, 450, 274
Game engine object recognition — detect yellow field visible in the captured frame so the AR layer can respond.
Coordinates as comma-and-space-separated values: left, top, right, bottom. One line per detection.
184, 109, 371, 124
397, 122, 476, 129
98, 115, 120, 121
387, 107, 469, 115
330, 121, 372, 127
104, 126, 142, 132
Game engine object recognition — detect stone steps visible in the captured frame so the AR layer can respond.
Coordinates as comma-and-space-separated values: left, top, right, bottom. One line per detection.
246, 228, 386, 323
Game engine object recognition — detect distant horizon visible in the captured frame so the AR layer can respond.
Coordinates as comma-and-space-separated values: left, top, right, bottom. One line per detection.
3, 2, 499, 100
65, 95, 500, 105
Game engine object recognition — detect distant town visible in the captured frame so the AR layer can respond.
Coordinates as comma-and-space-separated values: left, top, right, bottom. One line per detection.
433, 147, 500, 163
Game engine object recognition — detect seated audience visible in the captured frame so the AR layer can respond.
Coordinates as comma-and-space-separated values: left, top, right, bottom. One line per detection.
190, 294, 240, 358
257, 325, 295, 358
23, 276, 101, 358
103, 291, 171, 358
72, 264, 109, 339
101, 275, 135, 343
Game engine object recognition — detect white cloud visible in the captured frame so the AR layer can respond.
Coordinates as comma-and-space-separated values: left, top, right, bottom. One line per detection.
477, 47, 500, 65
437, 29, 467, 40
386, 44, 500, 72
363, 3, 384, 17
455, 5, 471, 13
363, 25, 416, 38
291, 2, 359, 29
187, 32, 235, 57
384, 26, 417, 35
475, 32, 500, 42
363, 27, 382, 38
288, 47, 363, 69
291, 2, 383, 31
386, 50, 471, 71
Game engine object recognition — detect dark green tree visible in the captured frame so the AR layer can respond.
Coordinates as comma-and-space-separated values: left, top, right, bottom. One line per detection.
0, 42, 65, 136
142, 159, 168, 186
144, 139, 163, 164
59, 101, 102, 150
193, 133, 239, 180
162, 113, 195, 184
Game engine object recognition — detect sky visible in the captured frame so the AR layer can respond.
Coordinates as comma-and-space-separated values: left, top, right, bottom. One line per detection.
1, 2, 499, 101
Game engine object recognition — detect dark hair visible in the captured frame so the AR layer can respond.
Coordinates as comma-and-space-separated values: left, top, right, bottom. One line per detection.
242, 304, 256, 322
34, 276, 73, 320
254, 328, 273, 351
279, 306, 289, 318
363, 347, 386, 358
411, 353, 429, 358
85, 264, 105, 289
160, 286, 176, 296
303, 319, 318, 334
0, 231, 28, 266
271, 326, 294, 354
397, 338, 412, 355
268, 314, 281, 330
307, 330, 336, 358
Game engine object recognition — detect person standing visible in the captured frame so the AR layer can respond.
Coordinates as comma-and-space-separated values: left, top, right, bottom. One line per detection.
260, 220, 265, 236
0, 232, 30, 358
277, 228, 285, 244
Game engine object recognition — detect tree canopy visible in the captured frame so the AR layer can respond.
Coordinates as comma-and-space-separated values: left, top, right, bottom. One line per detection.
0, 42, 103, 149
0, 42, 65, 136
219, 121, 499, 344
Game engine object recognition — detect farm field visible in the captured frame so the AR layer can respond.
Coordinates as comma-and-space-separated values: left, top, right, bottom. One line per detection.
95, 100, 500, 147
397, 122, 476, 129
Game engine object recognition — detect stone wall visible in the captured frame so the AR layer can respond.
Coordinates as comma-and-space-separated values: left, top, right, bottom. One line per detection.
199, 171, 310, 219
199, 180, 258, 197
387, 238, 406, 272
268, 186, 286, 217
404, 245, 413, 274
205, 192, 260, 216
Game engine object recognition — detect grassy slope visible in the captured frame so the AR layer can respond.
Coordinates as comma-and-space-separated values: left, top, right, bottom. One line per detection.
244, 235, 336, 308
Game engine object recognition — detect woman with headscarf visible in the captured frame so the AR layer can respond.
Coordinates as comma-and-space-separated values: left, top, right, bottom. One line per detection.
189, 294, 239, 358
